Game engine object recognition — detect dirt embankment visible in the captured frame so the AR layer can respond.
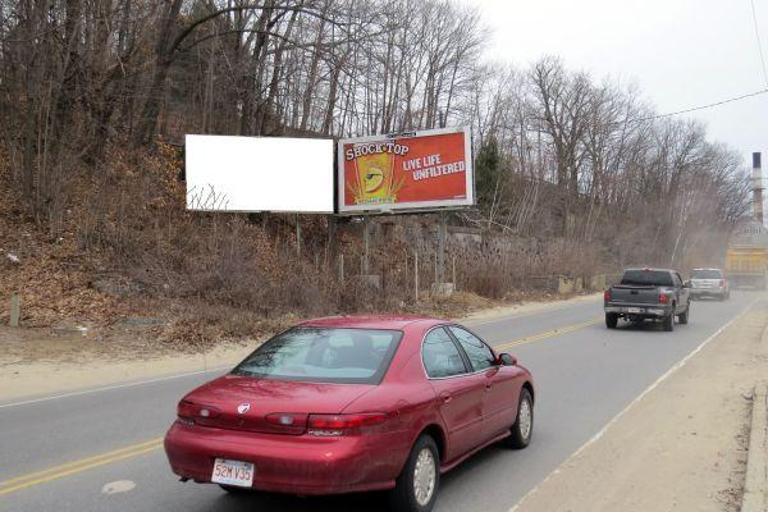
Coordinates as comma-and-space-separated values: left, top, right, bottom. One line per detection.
511, 301, 768, 512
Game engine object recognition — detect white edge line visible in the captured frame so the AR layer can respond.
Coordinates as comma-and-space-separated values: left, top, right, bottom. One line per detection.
0, 365, 233, 409
508, 296, 761, 512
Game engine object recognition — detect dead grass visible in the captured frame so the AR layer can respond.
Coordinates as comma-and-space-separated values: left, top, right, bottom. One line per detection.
0, 143, 602, 349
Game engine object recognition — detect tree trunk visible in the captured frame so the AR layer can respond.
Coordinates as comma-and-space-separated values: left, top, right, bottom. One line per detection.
134, 0, 183, 146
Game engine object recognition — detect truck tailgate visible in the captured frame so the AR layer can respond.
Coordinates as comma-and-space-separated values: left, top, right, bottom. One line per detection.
609, 285, 659, 304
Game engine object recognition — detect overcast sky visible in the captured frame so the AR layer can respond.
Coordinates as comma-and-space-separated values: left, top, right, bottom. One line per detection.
469, 0, 768, 169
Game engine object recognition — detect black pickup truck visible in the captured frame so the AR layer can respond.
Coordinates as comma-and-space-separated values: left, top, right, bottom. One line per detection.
604, 268, 691, 331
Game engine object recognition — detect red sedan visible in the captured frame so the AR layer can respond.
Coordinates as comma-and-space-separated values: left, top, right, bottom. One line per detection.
164, 315, 534, 512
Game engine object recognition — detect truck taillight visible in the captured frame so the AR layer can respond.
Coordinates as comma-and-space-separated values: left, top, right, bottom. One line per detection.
604, 289, 611, 301
659, 293, 669, 304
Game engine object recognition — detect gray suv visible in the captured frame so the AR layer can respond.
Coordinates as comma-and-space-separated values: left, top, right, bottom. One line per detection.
690, 268, 729, 301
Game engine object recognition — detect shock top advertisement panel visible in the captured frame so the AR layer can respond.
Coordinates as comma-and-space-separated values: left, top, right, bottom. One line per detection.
337, 127, 474, 214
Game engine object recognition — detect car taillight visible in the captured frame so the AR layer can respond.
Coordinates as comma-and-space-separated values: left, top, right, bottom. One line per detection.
264, 413, 309, 434
659, 293, 669, 304
604, 289, 611, 301
307, 413, 388, 436
177, 400, 220, 423
265, 413, 307, 427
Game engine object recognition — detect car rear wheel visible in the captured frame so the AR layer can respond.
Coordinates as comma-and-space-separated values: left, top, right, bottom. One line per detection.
662, 312, 674, 331
505, 388, 533, 449
605, 313, 618, 329
389, 435, 440, 512
678, 303, 689, 324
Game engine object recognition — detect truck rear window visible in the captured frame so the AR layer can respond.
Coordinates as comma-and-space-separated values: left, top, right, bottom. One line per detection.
620, 270, 673, 287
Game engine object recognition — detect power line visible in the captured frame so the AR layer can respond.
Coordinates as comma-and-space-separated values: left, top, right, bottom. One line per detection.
629, 1, 768, 124
634, 88, 768, 123
750, 0, 768, 87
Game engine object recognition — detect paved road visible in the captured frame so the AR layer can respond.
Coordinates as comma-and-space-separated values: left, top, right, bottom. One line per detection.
0, 292, 760, 512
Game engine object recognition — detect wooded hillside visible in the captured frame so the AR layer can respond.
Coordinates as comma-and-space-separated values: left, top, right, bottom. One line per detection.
0, 1, 751, 340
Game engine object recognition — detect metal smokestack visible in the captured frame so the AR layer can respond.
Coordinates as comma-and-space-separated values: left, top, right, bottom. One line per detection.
753, 152, 764, 225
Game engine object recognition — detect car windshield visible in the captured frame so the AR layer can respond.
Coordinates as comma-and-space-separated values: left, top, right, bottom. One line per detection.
620, 270, 673, 287
231, 327, 402, 384
692, 269, 722, 279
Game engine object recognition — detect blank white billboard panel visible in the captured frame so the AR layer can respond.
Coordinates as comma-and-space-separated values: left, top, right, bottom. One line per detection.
185, 134, 334, 213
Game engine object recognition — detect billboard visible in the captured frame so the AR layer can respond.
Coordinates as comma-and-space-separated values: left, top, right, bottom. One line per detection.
337, 126, 474, 214
185, 134, 334, 213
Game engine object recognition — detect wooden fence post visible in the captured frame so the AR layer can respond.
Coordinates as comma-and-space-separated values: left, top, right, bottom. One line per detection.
10, 293, 20, 327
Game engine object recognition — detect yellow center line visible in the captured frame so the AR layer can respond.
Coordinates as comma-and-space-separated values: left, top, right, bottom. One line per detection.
494, 317, 602, 351
0, 316, 605, 497
0, 438, 163, 497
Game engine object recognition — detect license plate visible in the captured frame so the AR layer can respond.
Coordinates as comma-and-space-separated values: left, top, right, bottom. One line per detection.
627, 307, 643, 313
211, 458, 254, 487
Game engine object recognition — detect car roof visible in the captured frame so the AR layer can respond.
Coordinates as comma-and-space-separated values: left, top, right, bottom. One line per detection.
624, 267, 677, 273
692, 267, 723, 271
298, 315, 445, 330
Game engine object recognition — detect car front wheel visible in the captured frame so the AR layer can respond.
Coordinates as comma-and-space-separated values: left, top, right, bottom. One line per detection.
390, 435, 440, 512
505, 388, 533, 449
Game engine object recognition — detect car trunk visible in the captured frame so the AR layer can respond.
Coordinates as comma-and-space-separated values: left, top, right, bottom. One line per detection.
181, 375, 374, 435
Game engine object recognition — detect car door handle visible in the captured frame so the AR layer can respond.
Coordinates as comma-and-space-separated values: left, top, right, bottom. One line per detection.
439, 392, 452, 404
485, 383, 492, 391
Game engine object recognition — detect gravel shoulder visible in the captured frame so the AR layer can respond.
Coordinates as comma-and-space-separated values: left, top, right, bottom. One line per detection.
460, 292, 600, 325
510, 300, 768, 512
0, 293, 598, 402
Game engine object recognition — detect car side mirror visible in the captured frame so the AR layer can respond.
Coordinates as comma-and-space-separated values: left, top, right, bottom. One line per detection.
683, 280, 692, 288
496, 353, 517, 366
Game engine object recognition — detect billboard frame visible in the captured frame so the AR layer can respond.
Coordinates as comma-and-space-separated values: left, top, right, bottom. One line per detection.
335, 126, 475, 216
185, 133, 336, 215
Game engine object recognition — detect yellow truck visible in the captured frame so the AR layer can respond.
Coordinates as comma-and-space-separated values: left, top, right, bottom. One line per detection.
725, 247, 768, 289
725, 220, 768, 289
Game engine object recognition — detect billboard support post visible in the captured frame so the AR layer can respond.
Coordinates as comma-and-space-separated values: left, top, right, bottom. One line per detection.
437, 212, 447, 283
452, 256, 457, 291
414, 250, 420, 302
327, 216, 337, 266
363, 217, 371, 274
295, 214, 301, 257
